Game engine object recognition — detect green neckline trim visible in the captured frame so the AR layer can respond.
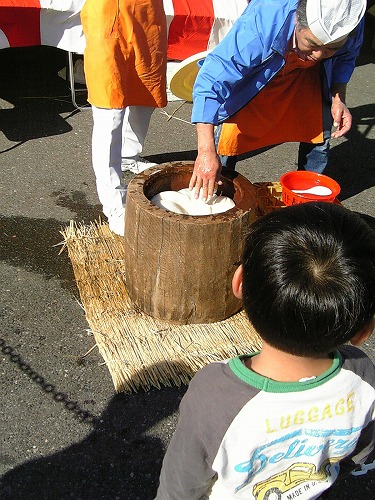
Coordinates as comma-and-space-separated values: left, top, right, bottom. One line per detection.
229, 350, 342, 393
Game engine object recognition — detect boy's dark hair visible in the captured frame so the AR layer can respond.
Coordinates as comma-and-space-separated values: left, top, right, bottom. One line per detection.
242, 202, 375, 356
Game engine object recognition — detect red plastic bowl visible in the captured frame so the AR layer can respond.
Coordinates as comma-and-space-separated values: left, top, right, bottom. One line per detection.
280, 171, 341, 206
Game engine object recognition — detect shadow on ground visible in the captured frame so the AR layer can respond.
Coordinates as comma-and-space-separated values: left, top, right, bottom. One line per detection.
0, 358, 373, 500
0, 46, 83, 143
0, 186, 102, 293
325, 103, 375, 200
0, 362, 188, 500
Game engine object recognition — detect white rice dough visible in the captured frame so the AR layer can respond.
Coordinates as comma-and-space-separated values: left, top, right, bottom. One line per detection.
151, 188, 235, 216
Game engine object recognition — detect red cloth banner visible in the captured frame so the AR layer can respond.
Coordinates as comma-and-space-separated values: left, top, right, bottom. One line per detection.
0, 0, 41, 47
167, 0, 215, 60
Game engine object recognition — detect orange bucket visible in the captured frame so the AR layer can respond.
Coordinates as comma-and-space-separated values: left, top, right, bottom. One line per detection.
280, 171, 341, 206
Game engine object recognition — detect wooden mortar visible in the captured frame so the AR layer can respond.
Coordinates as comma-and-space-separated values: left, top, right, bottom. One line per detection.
124, 161, 257, 324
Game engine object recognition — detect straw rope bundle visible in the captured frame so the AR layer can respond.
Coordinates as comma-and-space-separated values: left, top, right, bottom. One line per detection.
60, 220, 262, 392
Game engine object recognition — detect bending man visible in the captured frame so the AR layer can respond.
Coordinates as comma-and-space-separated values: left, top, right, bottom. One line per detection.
190, 0, 366, 200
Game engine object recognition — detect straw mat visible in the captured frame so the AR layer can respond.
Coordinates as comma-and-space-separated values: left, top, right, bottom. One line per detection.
61, 221, 262, 393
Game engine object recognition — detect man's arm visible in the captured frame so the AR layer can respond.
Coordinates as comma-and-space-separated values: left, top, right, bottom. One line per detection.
326, 19, 365, 139
189, 123, 222, 200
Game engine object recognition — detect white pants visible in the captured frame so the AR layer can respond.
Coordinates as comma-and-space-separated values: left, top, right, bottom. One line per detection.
91, 105, 154, 217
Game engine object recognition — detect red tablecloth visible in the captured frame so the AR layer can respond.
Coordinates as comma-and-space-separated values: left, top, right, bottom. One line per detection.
0, 0, 248, 58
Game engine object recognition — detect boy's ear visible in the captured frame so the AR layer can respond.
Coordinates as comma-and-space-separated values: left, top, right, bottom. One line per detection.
232, 265, 243, 299
350, 317, 375, 346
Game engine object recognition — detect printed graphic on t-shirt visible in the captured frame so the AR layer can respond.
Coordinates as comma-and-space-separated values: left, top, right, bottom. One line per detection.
233, 426, 360, 497
251, 457, 341, 499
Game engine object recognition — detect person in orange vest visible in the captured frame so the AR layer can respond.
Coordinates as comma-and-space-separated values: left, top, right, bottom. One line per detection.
189, 0, 366, 201
81, 0, 167, 235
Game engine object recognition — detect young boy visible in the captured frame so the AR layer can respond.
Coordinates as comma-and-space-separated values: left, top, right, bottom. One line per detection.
156, 202, 375, 499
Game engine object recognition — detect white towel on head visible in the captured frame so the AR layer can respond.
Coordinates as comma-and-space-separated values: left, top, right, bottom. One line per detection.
306, 0, 366, 44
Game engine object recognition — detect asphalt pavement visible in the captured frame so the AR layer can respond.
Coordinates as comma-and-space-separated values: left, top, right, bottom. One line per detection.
0, 18, 374, 500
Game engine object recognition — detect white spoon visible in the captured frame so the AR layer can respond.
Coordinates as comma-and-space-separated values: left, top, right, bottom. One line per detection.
291, 185, 332, 196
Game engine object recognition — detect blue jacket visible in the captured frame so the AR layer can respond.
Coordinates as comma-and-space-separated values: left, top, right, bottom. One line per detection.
191, 0, 364, 125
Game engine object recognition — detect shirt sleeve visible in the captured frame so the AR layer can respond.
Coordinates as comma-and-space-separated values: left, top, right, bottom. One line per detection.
155, 361, 257, 499
336, 345, 375, 475
155, 371, 218, 499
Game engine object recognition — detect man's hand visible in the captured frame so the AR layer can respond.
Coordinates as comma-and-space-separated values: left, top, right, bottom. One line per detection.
189, 151, 222, 201
189, 123, 223, 200
331, 84, 352, 139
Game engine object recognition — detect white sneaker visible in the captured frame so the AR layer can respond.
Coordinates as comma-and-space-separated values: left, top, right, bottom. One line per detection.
107, 207, 125, 236
121, 158, 158, 174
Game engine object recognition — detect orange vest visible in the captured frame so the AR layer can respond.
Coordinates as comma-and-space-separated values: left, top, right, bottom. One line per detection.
217, 51, 324, 156
81, 0, 167, 109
